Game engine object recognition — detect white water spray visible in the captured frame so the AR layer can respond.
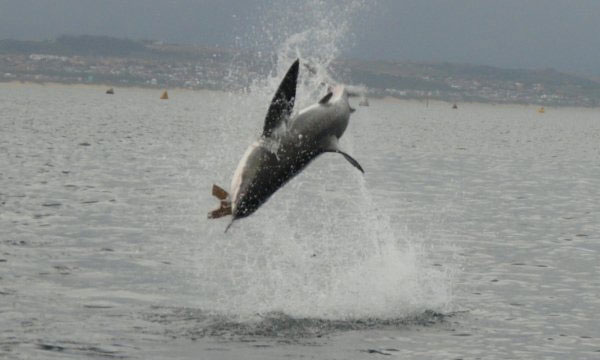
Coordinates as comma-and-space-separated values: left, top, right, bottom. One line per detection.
198, 0, 457, 321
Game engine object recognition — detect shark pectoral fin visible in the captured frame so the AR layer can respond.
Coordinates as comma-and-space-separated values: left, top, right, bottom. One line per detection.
323, 146, 364, 174
319, 92, 333, 104
337, 150, 364, 173
322, 137, 364, 173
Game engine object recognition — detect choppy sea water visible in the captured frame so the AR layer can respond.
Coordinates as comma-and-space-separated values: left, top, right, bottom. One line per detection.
1, 83, 599, 359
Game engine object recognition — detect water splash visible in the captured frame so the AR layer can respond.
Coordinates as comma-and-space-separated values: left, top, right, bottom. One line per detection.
247, 0, 370, 106
196, 0, 457, 323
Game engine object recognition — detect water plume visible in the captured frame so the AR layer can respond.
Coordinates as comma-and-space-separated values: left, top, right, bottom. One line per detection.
198, 0, 457, 324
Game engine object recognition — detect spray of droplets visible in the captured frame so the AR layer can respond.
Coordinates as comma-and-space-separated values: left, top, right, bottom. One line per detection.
197, 0, 458, 321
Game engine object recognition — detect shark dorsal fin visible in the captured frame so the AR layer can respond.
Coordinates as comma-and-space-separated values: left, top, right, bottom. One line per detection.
262, 59, 299, 138
319, 92, 333, 105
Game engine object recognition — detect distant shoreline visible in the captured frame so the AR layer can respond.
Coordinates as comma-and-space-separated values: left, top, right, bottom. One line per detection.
5, 80, 600, 112
0, 79, 195, 92
2, 35, 600, 108
3, 79, 596, 109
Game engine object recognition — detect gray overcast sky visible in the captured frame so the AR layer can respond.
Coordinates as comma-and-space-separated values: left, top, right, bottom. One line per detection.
1, 0, 599, 75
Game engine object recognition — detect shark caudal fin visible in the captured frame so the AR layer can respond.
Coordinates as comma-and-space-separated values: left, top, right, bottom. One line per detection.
208, 184, 232, 219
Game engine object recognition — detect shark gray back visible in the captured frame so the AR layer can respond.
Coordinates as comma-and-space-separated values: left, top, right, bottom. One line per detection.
209, 59, 364, 231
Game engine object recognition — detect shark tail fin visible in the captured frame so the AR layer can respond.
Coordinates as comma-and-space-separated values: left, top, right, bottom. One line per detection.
208, 184, 232, 219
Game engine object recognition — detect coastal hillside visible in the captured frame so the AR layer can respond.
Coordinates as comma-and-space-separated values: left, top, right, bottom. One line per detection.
1, 36, 599, 106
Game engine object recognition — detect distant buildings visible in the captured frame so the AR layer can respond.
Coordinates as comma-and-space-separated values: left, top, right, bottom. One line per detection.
1, 36, 599, 107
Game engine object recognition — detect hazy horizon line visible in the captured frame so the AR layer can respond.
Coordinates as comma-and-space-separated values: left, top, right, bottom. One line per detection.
3, 33, 598, 79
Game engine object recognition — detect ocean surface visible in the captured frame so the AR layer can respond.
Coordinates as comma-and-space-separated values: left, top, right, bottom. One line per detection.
1, 83, 599, 359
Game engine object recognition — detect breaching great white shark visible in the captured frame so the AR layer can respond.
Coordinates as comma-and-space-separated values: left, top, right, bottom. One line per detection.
209, 59, 364, 231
